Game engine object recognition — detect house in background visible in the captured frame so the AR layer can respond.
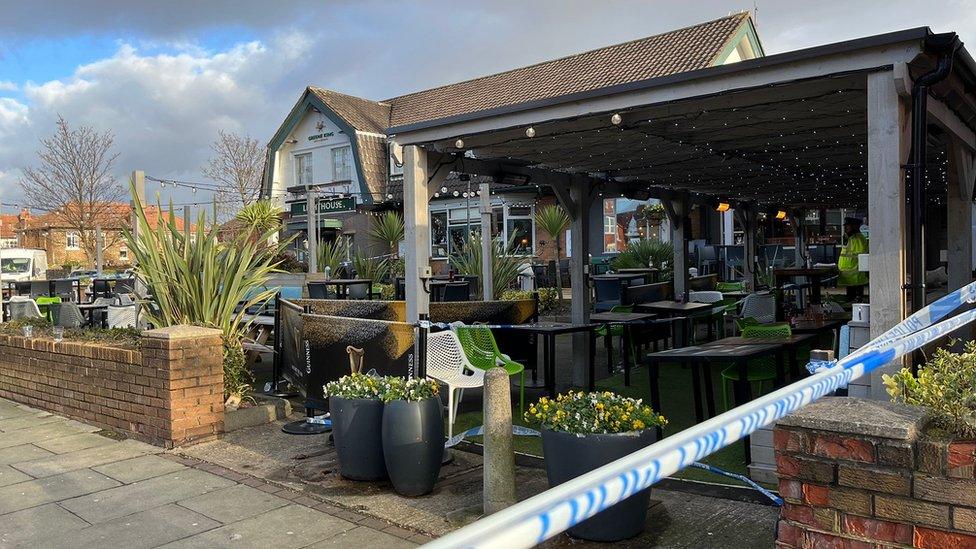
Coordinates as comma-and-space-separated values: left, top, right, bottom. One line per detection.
261, 12, 763, 271
0, 214, 18, 249
16, 204, 193, 269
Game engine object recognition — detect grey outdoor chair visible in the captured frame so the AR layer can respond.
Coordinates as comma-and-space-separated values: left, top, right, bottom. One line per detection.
51, 302, 85, 328
107, 304, 137, 328
346, 282, 372, 300
8, 298, 43, 321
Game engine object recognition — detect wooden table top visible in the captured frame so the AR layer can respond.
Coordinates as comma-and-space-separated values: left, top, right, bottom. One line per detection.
511, 322, 598, 335
636, 301, 714, 314
646, 342, 783, 360
704, 334, 816, 347
589, 312, 656, 323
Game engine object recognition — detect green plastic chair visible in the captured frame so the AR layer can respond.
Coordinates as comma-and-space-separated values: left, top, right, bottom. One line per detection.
716, 281, 745, 293
35, 296, 62, 322
720, 323, 791, 410
455, 326, 526, 415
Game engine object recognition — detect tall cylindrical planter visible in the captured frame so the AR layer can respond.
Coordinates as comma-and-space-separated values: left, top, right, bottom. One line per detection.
382, 397, 444, 496
331, 396, 387, 481
541, 428, 657, 542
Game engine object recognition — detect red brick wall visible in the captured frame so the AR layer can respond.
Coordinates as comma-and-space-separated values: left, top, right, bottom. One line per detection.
0, 325, 224, 448
775, 407, 976, 548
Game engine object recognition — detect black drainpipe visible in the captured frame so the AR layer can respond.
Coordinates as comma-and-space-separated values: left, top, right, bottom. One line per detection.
906, 34, 961, 315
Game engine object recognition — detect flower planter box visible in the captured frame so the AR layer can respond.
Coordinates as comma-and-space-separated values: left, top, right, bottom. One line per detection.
541, 427, 657, 541
331, 396, 387, 481
224, 395, 291, 433
382, 397, 443, 496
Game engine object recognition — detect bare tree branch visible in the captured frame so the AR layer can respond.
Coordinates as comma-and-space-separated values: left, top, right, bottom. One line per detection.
202, 130, 265, 220
19, 115, 124, 262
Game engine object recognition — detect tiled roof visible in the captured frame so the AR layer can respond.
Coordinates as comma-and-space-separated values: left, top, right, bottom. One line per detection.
294, 13, 754, 202
308, 87, 390, 134
386, 13, 751, 127
21, 203, 195, 232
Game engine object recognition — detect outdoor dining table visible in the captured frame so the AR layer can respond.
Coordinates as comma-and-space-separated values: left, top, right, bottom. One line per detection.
510, 322, 598, 396
615, 268, 660, 282
77, 302, 110, 328
703, 333, 817, 386
774, 267, 836, 304
589, 311, 656, 387
634, 300, 714, 347
591, 273, 649, 285
644, 342, 783, 462
317, 279, 374, 300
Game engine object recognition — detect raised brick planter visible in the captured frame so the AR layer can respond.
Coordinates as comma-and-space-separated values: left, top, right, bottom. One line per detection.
774, 397, 976, 548
0, 325, 224, 448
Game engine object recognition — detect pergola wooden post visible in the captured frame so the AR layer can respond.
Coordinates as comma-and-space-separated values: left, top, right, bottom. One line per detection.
947, 138, 975, 292
664, 195, 690, 299
403, 145, 432, 323
567, 175, 592, 388
734, 206, 758, 290
866, 70, 911, 399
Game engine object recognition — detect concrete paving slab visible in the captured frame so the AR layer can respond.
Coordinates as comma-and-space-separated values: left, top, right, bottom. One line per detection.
33, 432, 117, 454
60, 467, 236, 524
0, 469, 120, 515
17, 503, 219, 549
0, 403, 35, 421
157, 504, 356, 549
0, 414, 59, 433
176, 484, 290, 523
11, 439, 157, 478
93, 454, 186, 484
0, 502, 90, 547
0, 421, 97, 450
304, 526, 418, 548
0, 465, 32, 488
0, 444, 53, 466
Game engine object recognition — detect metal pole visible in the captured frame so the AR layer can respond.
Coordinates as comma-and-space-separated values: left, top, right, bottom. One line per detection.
306, 186, 317, 273
480, 181, 493, 300
131, 171, 146, 323
95, 225, 103, 275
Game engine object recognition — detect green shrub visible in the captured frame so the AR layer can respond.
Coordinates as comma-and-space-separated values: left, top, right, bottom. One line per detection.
352, 250, 389, 283
500, 288, 559, 314
451, 232, 524, 299
317, 239, 346, 274
884, 341, 976, 439
615, 239, 674, 278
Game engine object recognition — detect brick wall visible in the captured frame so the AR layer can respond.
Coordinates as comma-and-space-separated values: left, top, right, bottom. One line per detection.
0, 325, 224, 448
775, 397, 976, 548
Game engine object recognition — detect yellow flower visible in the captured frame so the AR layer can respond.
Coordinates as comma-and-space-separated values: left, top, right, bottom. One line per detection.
633, 420, 645, 430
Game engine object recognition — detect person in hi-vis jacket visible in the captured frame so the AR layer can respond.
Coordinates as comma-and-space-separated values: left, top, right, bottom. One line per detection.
838, 217, 869, 302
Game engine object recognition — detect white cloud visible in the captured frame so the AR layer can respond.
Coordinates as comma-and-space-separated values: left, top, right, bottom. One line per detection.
0, 81, 18, 92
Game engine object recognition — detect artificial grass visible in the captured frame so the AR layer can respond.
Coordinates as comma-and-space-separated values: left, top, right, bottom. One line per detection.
451, 344, 816, 489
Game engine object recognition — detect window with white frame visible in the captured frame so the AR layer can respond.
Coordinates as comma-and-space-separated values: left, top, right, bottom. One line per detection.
390, 151, 403, 177
430, 201, 535, 259
295, 153, 313, 187
505, 206, 534, 255
65, 230, 80, 250
332, 146, 352, 181
118, 246, 128, 261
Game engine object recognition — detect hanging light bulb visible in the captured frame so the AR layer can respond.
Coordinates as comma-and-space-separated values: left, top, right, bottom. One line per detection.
453, 190, 460, 197
611, 113, 623, 126
440, 186, 448, 194
454, 139, 465, 149
525, 127, 536, 138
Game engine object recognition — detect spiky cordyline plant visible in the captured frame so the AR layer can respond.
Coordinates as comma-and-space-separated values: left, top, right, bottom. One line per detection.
234, 200, 282, 237
317, 238, 347, 274
124, 184, 288, 397
352, 249, 389, 283
451, 232, 524, 299
534, 204, 570, 301
369, 211, 404, 257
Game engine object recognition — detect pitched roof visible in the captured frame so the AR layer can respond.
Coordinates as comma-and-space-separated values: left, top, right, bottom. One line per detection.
20, 203, 195, 232
307, 87, 391, 134
386, 12, 753, 128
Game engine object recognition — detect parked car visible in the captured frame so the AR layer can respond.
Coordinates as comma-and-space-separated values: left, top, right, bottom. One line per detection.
0, 248, 48, 283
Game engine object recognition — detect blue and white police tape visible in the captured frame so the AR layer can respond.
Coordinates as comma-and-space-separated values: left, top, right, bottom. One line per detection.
444, 425, 541, 448
688, 462, 783, 506
423, 288, 976, 548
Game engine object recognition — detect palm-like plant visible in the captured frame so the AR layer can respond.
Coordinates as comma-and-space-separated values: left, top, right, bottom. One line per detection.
369, 211, 404, 257
125, 185, 288, 398
352, 250, 389, 282
535, 204, 571, 300
317, 239, 347, 274
451, 232, 524, 299
235, 200, 282, 237
615, 239, 674, 278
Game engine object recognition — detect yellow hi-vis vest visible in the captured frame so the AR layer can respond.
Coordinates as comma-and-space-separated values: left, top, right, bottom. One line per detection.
838, 232, 869, 287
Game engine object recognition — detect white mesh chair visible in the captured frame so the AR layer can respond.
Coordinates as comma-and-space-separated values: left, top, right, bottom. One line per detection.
739, 292, 777, 324
426, 330, 485, 438
689, 290, 724, 304
107, 305, 137, 328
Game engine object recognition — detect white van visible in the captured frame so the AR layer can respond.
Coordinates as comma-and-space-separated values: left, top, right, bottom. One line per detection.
0, 248, 49, 283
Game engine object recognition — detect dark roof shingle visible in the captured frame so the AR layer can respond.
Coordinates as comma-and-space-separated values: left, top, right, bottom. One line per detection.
308, 87, 391, 134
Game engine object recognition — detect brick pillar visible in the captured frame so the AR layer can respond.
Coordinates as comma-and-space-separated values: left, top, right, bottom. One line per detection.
142, 325, 224, 447
775, 397, 976, 548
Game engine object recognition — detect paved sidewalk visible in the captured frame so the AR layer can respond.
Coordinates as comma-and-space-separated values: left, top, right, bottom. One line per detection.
0, 398, 424, 548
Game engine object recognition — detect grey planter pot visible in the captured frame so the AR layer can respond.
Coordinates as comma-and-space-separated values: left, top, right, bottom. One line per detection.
331, 396, 387, 481
381, 397, 444, 496
541, 428, 657, 542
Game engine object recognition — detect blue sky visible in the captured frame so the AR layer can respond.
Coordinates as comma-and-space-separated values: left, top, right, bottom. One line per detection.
1, 0, 974, 212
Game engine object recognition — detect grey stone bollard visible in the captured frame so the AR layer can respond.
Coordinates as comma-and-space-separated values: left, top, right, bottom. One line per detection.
483, 367, 517, 514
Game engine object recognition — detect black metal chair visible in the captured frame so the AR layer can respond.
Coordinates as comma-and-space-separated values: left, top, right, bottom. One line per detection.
91, 279, 112, 300
699, 245, 718, 275
346, 282, 372, 300
307, 282, 333, 299
13, 281, 31, 296
51, 279, 75, 302
531, 265, 550, 288
453, 275, 478, 299
394, 278, 406, 300
441, 282, 471, 302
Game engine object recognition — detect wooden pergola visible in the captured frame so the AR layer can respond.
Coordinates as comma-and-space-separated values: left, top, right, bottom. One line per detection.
392, 28, 976, 397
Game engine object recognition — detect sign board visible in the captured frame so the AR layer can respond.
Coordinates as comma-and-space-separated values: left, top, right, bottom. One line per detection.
289, 197, 356, 216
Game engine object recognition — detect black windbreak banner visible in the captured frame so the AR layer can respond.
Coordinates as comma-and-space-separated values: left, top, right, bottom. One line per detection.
278, 300, 308, 402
